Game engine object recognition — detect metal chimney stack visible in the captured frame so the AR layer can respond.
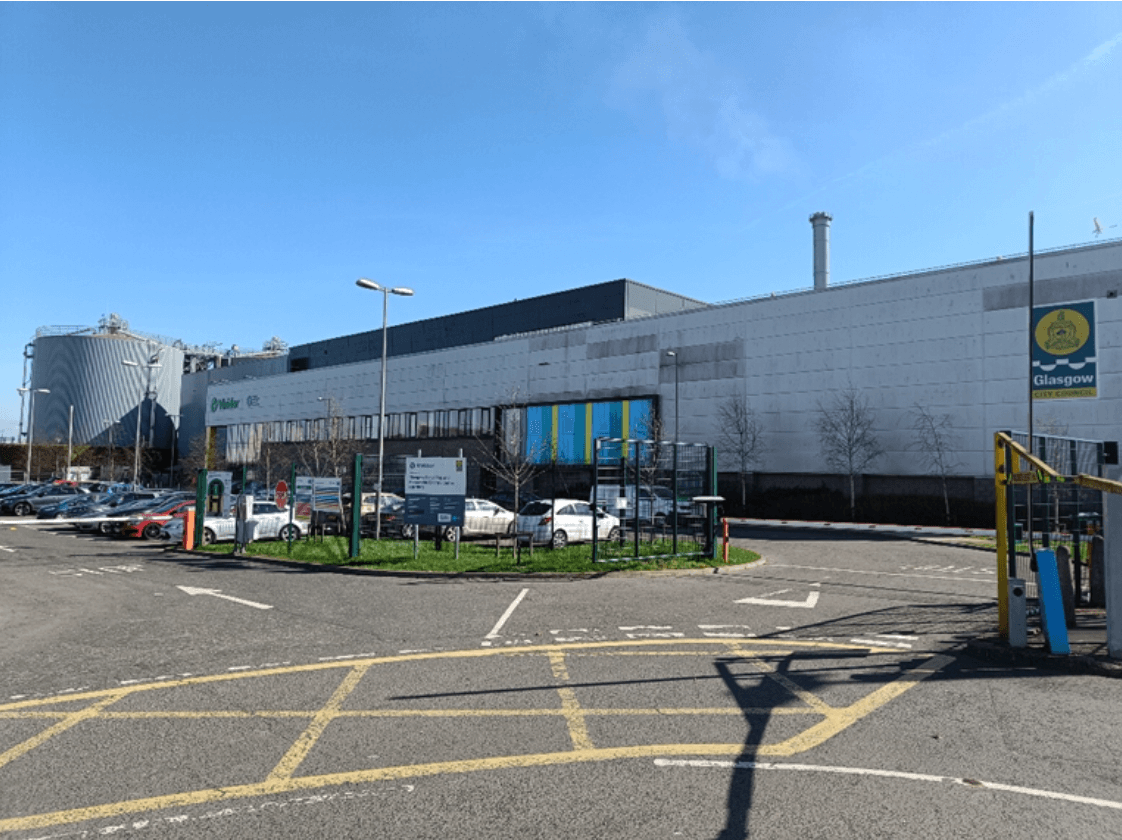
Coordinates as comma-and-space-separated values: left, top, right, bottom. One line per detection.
810, 212, 832, 291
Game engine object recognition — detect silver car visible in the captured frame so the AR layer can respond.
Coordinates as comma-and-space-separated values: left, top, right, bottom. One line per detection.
516, 499, 620, 550
401, 498, 516, 541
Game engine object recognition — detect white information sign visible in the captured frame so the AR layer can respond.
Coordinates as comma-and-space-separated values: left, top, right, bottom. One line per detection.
404, 457, 467, 526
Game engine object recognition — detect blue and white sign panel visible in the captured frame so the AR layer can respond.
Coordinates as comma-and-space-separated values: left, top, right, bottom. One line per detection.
1032, 300, 1097, 400
404, 457, 467, 527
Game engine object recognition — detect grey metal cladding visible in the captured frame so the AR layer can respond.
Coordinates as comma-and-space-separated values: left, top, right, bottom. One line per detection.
983, 268, 1122, 311
586, 334, 659, 359
625, 281, 708, 319
289, 280, 637, 371
659, 340, 743, 382
29, 335, 184, 448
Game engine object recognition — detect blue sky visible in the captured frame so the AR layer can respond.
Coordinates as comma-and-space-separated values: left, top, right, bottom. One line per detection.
3, 2, 1121, 442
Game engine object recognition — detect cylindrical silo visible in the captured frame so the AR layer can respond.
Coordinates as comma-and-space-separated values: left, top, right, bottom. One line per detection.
28, 329, 184, 452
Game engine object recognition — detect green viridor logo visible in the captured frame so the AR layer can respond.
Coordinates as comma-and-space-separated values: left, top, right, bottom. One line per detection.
211, 397, 240, 411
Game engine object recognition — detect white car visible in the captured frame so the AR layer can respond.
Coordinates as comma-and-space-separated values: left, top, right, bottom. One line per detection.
161, 502, 305, 545
516, 498, 620, 550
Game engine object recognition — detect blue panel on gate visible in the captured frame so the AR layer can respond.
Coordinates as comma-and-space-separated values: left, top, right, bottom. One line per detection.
1034, 549, 1071, 655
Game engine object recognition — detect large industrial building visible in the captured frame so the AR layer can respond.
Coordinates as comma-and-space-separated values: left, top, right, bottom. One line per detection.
17, 216, 1122, 508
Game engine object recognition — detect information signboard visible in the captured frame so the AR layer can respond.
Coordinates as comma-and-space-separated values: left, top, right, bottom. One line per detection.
404, 457, 467, 527
1032, 301, 1097, 400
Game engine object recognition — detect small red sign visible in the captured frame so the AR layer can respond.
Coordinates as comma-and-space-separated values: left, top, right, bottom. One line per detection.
275, 480, 289, 511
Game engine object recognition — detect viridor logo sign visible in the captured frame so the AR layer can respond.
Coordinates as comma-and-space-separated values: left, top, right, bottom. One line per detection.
1031, 301, 1097, 400
211, 397, 240, 412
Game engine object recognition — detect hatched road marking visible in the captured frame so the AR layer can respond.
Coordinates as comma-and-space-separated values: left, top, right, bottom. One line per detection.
0, 639, 946, 834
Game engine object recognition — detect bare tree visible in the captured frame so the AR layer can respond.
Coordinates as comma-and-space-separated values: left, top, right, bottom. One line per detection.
295, 397, 359, 478
907, 403, 961, 525
180, 430, 226, 477
815, 385, 883, 521
475, 387, 548, 517
716, 393, 765, 508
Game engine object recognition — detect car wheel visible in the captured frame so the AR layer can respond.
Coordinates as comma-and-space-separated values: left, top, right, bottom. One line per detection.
551, 529, 568, 550
14, 502, 31, 517
98, 521, 113, 535
506, 520, 516, 535
443, 526, 458, 541
142, 523, 162, 540
607, 526, 621, 541
202, 528, 216, 546
400, 523, 415, 539
653, 514, 666, 528
278, 524, 299, 541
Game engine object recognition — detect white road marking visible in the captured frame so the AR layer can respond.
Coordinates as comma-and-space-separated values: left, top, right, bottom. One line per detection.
484, 588, 529, 640
620, 625, 685, 639
850, 638, 913, 650
655, 758, 1122, 811
175, 586, 273, 610
736, 590, 820, 609
765, 563, 993, 585
50, 564, 144, 577
699, 624, 757, 638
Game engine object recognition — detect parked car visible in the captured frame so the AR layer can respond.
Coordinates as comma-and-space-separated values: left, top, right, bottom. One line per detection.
36, 494, 101, 520
488, 491, 539, 513
360, 492, 404, 515
119, 499, 196, 540
455, 498, 517, 539
516, 498, 620, 549
192, 502, 305, 545
400, 497, 518, 541
74, 492, 185, 534
590, 485, 688, 525
361, 497, 406, 538
0, 483, 91, 516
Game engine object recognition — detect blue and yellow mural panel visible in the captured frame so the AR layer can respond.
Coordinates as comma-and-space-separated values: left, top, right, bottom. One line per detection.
525, 398, 655, 464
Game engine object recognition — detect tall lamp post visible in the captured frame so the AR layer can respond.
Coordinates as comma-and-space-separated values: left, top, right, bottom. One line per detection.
122, 350, 162, 489
103, 418, 119, 482
356, 278, 414, 540
665, 351, 679, 441
17, 387, 49, 481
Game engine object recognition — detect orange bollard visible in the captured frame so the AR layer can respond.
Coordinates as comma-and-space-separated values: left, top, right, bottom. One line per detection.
183, 510, 195, 551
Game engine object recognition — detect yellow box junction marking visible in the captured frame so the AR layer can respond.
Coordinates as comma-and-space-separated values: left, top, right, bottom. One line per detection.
0, 638, 946, 835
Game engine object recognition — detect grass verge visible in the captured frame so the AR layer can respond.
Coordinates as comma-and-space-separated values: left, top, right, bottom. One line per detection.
194, 536, 760, 574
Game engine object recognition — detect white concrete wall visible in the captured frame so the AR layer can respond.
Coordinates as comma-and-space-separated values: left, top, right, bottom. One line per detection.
205, 239, 1122, 479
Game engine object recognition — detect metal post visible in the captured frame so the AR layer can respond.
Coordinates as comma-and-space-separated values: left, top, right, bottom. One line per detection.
592, 438, 599, 563
18, 387, 48, 481
67, 405, 73, 479
350, 452, 363, 559
1027, 211, 1035, 561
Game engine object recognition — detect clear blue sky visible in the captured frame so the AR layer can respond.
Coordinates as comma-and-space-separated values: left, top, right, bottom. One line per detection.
3, 2, 1121, 441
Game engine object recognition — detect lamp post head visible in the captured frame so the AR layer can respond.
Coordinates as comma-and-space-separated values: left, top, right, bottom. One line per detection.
356, 278, 383, 292
666, 350, 676, 358
390, 287, 414, 297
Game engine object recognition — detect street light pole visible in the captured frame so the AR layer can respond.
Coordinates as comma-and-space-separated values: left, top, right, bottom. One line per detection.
17, 387, 49, 481
665, 350, 679, 441
104, 418, 118, 482
122, 350, 161, 489
356, 278, 414, 540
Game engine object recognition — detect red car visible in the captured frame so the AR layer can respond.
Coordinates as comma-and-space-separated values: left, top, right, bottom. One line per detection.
119, 499, 195, 540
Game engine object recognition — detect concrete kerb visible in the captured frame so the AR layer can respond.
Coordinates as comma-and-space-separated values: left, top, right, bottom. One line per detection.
167, 544, 762, 582
964, 636, 1122, 679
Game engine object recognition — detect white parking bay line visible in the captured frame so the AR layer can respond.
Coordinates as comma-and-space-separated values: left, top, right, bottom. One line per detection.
484, 588, 529, 641
655, 759, 1122, 812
